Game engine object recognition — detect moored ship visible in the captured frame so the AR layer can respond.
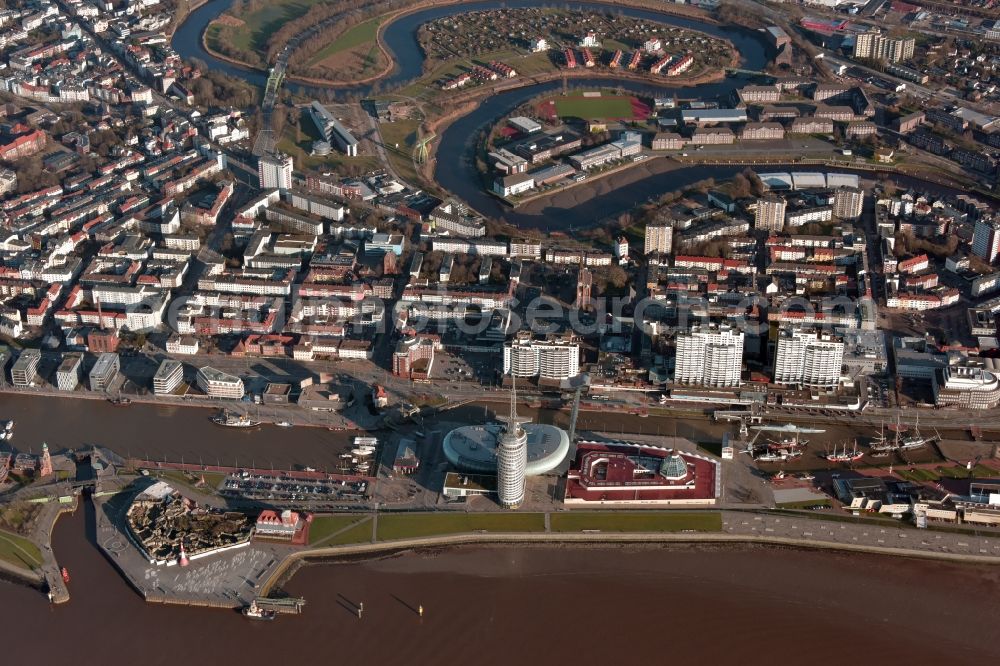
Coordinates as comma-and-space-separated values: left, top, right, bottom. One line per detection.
826, 440, 864, 463
212, 410, 261, 428
243, 600, 276, 621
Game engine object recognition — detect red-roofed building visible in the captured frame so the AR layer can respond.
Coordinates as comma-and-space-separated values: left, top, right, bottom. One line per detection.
254, 509, 308, 544
898, 254, 930, 275
564, 441, 719, 506
0, 128, 46, 160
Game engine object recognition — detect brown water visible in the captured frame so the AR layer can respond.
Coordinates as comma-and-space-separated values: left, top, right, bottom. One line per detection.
1, 505, 998, 665
0, 393, 358, 470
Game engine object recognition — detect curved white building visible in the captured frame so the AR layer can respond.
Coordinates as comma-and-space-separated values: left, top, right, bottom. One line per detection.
442, 423, 571, 478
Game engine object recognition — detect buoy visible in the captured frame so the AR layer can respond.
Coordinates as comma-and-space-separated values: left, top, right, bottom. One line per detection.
418, 605, 424, 617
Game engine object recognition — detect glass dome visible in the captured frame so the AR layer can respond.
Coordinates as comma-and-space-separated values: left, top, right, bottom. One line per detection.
659, 454, 688, 481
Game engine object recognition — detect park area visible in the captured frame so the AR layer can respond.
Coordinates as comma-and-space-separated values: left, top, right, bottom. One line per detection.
376, 512, 546, 541
550, 511, 722, 533
537, 93, 652, 122
302, 17, 386, 81
0, 528, 42, 571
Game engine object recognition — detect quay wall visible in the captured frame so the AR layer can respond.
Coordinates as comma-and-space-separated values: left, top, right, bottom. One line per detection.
258, 529, 1000, 597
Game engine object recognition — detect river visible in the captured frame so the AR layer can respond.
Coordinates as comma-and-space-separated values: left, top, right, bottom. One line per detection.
171, 1, 984, 229
0, 505, 998, 664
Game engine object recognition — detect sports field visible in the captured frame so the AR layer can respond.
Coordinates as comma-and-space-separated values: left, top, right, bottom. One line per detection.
537, 94, 652, 122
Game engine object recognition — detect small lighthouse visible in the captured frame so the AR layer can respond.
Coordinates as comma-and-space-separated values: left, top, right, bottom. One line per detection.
178, 540, 189, 567
38, 442, 53, 478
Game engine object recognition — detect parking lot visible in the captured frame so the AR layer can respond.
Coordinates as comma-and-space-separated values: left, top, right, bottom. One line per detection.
219, 471, 370, 505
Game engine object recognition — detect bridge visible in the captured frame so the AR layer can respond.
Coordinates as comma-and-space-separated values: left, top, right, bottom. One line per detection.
725, 67, 775, 80
252, 61, 288, 158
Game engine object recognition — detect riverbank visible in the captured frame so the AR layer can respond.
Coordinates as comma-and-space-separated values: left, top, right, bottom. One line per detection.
9, 506, 1000, 664
195, 0, 722, 87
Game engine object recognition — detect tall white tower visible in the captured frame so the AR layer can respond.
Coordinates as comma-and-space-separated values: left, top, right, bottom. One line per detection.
496, 375, 529, 509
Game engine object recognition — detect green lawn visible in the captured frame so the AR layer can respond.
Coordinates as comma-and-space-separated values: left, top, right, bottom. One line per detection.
307, 515, 368, 545
228, 0, 328, 55
305, 17, 383, 67
550, 511, 722, 533
895, 468, 940, 482
376, 512, 546, 541
553, 95, 637, 120
935, 465, 998, 479
325, 518, 375, 546
0, 529, 43, 570
376, 117, 424, 185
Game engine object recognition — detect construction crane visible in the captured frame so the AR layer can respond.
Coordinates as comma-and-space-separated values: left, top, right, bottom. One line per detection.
414, 130, 436, 164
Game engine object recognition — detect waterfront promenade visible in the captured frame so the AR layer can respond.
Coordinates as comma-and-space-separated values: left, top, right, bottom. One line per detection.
85, 503, 1000, 610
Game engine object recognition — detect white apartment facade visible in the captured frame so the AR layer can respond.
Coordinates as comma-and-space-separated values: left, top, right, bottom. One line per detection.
773, 328, 845, 389
673, 325, 744, 387
503, 336, 581, 381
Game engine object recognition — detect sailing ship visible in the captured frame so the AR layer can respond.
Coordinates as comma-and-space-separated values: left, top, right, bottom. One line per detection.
870, 415, 931, 453
826, 440, 864, 462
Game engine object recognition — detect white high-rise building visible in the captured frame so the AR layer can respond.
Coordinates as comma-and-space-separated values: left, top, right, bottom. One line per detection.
973, 219, 1000, 263
755, 196, 786, 231
503, 335, 580, 381
644, 223, 673, 255
773, 328, 845, 389
853, 31, 915, 64
496, 377, 529, 509
833, 187, 864, 220
673, 324, 744, 387
257, 152, 293, 190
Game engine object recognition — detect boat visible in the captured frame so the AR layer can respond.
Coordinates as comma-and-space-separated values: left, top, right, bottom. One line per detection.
303, 466, 316, 472
767, 435, 807, 450
212, 410, 261, 428
274, 421, 293, 428
899, 416, 931, 450
871, 416, 932, 453
351, 447, 375, 457
826, 440, 864, 463
61, 567, 70, 584
242, 600, 276, 621
109, 397, 132, 406
755, 450, 789, 462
